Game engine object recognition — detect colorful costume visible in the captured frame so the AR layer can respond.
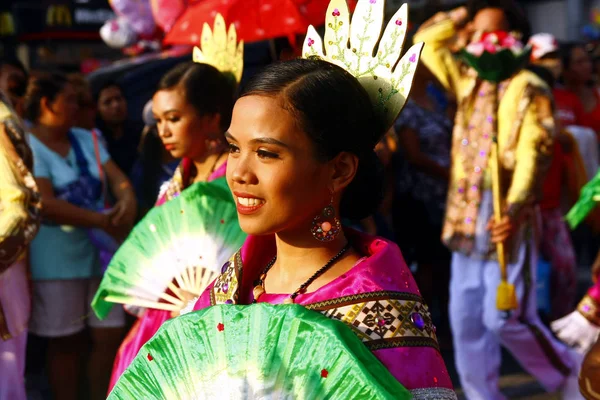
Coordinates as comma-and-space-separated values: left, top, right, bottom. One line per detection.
192, 231, 455, 399
415, 13, 576, 399
105, 15, 244, 390
108, 159, 228, 390
0, 94, 42, 400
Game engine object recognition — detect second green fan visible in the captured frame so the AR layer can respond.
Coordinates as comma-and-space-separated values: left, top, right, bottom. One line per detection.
92, 178, 246, 319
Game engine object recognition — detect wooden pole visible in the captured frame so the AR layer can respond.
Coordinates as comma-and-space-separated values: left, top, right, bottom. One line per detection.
491, 86, 518, 312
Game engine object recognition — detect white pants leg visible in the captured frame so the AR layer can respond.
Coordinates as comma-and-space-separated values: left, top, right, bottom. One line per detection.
450, 243, 573, 399
481, 242, 572, 391
450, 251, 505, 400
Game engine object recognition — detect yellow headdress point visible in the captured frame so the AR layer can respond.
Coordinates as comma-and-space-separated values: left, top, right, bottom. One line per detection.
193, 14, 244, 84
302, 0, 422, 128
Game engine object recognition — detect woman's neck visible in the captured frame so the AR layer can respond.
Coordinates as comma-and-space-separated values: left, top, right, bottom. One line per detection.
190, 145, 226, 183
107, 123, 124, 140
565, 79, 588, 93
31, 123, 69, 142
269, 226, 356, 287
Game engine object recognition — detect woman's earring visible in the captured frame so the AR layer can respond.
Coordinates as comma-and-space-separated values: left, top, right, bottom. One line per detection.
311, 194, 341, 242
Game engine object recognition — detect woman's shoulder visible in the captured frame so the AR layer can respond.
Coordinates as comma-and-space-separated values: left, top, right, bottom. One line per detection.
27, 132, 49, 157
344, 231, 421, 295
70, 127, 95, 144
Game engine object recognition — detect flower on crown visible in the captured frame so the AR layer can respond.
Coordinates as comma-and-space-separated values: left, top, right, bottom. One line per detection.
192, 14, 244, 85
302, 0, 422, 129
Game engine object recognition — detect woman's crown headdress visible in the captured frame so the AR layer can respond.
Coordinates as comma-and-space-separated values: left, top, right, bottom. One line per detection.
302, 0, 422, 128
193, 14, 244, 84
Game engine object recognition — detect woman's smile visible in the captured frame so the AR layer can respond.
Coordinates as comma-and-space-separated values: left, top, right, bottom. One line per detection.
233, 191, 266, 214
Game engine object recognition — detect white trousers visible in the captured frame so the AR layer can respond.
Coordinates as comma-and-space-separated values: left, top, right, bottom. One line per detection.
449, 191, 573, 399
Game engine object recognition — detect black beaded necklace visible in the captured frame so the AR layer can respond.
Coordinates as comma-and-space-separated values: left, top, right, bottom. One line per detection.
252, 242, 351, 304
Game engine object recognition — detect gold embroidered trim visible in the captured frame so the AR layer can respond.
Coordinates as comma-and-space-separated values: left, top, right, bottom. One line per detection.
211, 251, 242, 306
315, 294, 439, 351
210, 254, 440, 351
579, 295, 600, 327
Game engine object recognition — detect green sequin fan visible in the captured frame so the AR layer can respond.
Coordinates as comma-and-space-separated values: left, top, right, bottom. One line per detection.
109, 304, 410, 400
566, 168, 600, 229
92, 178, 246, 319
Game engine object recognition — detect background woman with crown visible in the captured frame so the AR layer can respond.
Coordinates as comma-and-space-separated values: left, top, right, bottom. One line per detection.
102, 15, 246, 392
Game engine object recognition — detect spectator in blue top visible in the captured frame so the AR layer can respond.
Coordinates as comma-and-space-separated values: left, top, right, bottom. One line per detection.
25, 72, 137, 400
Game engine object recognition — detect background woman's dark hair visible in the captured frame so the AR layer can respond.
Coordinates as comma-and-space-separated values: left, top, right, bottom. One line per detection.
526, 64, 555, 88
467, 0, 531, 40
137, 125, 166, 216
157, 61, 235, 132
23, 72, 70, 122
94, 80, 124, 103
240, 58, 385, 220
560, 42, 585, 72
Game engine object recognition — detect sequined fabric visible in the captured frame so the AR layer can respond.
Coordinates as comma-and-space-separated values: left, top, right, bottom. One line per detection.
410, 387, 458, 400
0, 97, 41, 272
415, 15, 555, 260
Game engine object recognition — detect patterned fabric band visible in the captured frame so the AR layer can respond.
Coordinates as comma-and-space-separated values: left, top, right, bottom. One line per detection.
306, 291, 439, 351
578, 294, 600, 327
211, 252, 440, 352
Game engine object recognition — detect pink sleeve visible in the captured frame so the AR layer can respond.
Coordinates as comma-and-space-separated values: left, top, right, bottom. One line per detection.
373, 347, 453, 392
588, 281, 600, 303
193, 282, 215, 311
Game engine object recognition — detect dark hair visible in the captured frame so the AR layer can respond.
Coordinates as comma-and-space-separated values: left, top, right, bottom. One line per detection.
0, 57, 28, 98
94, 80, 123, 103
560, 42, 586, 72
240, 58, 385, 220
137, 125, 167, 214
526, 64, 555, 88
467, 0, 531, 40
0, 57, 27, 77
23, 72, 70, 122
68, 73, 93, 108
157, 62, 235, 132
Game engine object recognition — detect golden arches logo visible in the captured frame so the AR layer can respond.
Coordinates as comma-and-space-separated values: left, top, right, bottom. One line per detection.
0, 12, 15, 36
46, 5, 72, 27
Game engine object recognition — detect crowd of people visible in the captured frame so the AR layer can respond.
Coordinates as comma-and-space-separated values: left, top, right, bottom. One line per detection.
2, 0, 600, 399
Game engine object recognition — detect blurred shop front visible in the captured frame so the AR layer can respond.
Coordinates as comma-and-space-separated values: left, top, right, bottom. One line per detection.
1, 0, 121, 73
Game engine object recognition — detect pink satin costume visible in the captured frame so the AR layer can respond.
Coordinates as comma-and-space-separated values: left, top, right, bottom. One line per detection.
193, 229, 456, 399
108, 160, 227, 391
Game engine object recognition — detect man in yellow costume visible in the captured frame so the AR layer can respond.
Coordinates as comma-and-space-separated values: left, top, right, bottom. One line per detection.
415, 1, 582, 398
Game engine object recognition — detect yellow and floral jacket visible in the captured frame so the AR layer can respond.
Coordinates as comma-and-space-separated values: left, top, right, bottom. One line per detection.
0, 94, 41, 339
414, 15, 555, 259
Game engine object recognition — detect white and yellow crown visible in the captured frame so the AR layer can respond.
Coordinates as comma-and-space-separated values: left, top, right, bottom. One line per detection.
193, 14, 244, 84
303, 0, 422, 128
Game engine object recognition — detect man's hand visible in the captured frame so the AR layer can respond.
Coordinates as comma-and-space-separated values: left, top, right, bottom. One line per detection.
449, 6, 468, 26
487, 215, 518, 244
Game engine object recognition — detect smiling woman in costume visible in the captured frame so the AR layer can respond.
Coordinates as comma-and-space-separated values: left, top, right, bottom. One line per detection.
188, 0, 455, 397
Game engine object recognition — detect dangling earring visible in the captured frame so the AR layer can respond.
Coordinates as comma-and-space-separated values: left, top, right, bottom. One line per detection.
311, 193, 341, 242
